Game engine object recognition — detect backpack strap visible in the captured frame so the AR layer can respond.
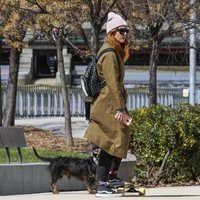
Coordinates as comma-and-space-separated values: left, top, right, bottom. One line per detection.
97, 48, 119, 88
97, 48, 115, 60
97, 48, 119, 66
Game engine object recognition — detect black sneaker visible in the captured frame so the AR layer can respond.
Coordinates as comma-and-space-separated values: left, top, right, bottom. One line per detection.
95, 184, 122, 197
108, 178, 125, 188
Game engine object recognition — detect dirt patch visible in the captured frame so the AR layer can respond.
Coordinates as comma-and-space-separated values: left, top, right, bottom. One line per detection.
21, 126, 91, 153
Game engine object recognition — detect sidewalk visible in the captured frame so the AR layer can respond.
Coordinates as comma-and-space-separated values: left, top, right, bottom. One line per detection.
1, 186, 200, 200
15, 117, 88, 138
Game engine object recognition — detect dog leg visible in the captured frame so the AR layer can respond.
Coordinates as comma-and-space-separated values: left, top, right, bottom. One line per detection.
50, 177, 59, 194
84, 178, 95, 194
87, 186, 95, 194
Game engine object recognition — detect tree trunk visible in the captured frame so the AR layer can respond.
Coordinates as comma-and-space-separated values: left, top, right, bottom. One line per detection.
56, 29, 73, 146
90, 25, 101, 55
149, 40, 159, 105
0, 40, 2, 126
0, 67, 2, 126
3, 48, 20, 127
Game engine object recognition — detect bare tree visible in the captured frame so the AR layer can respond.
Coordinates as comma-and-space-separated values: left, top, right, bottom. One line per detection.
0, 1, 31, 126
65, 0, 120, 55
126, 0, 200, 105
30, 0, 82, 146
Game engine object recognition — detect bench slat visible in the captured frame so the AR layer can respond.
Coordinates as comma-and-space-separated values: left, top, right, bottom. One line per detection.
0, 127, 26, 147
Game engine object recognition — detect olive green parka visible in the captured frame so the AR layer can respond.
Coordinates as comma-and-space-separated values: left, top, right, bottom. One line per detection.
84, 40, 129, 158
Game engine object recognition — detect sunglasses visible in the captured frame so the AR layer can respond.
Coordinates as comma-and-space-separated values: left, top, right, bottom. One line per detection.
117, 28, 129, 36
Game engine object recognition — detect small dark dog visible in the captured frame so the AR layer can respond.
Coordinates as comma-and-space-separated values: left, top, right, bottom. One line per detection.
32, 147, 96, 194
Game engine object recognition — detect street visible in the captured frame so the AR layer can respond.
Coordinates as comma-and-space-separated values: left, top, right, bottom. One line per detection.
0, 186, 200, 200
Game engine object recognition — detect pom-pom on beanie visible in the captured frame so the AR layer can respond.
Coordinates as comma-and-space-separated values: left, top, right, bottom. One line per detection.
106, 12, 127, 34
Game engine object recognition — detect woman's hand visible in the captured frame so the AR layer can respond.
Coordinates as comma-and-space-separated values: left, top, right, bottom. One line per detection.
114, 111, 132, 126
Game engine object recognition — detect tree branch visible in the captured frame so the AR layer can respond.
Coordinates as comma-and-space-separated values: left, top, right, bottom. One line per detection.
153, 149, 171, 187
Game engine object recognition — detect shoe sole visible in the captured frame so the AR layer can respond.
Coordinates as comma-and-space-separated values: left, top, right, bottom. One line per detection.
95, 193, 123, 197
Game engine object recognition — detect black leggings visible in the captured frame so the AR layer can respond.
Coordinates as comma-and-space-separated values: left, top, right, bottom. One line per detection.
96, 149, 121, 182
85, 102, 91, 120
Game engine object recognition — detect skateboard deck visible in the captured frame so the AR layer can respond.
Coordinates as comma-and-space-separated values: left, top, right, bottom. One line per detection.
116, 183, 145, 196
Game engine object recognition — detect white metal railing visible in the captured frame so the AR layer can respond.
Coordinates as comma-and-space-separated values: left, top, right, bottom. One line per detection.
2, 85, 199, 118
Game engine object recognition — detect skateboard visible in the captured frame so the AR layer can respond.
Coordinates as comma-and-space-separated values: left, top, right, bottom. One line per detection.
115, 182, 145, 196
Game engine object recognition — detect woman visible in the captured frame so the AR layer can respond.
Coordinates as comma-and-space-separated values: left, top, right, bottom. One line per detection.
84, 12, 130, 197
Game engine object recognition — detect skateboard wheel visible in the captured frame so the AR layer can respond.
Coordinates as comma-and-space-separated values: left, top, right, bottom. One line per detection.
117, 187, 124, 193
138, 187, 145, 196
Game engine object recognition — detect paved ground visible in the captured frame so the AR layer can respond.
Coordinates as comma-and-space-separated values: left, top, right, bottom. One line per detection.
1, 186, 200, 199
15, 117, 88, 138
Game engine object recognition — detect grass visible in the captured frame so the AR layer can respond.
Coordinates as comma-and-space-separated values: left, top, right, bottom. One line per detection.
0, 147, 90, 163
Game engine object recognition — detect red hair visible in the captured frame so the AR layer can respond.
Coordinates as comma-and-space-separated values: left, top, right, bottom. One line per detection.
105, 29, 129, 62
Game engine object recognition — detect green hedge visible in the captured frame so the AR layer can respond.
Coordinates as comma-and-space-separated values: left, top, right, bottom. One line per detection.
129, 104, 200, 186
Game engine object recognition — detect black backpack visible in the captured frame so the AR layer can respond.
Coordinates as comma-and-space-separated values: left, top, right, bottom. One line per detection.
81, 48, 115, 98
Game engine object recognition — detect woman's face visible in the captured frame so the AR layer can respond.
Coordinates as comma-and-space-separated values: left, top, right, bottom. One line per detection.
114, 26, 129, 43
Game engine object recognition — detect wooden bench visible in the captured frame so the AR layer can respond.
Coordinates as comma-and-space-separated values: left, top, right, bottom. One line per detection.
0, 127, 26, 163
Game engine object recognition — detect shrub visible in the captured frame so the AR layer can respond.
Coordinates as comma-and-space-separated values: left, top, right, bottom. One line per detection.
129, 104, 200, 186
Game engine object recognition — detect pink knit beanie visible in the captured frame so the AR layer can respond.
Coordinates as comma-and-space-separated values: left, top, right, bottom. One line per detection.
106, 12, 127, 33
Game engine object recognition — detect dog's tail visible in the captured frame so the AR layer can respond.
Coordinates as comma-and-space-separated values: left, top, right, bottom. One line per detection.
32, 147, 52, 162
